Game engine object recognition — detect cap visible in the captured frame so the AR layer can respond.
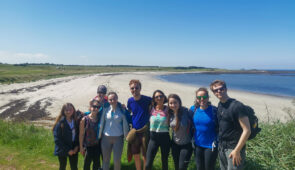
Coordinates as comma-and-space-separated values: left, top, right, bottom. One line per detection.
97, 85, 107, 94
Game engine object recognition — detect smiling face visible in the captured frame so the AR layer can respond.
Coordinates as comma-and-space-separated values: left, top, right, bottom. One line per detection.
168, 97, 180, 113
196, 90, 209, 108
130, 83, 141, 97
90, 101, 100, 113
108, 93, 118, 107
154, 92, 165, 106
212, 84, 227, 100
64, 105, 74, 119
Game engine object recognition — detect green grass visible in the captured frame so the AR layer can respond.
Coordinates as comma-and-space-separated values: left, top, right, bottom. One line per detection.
0, 63, 217, 84
0, 119, 294, 170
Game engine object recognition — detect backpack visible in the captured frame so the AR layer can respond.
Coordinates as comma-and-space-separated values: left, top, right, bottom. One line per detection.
243, 105, 261, 140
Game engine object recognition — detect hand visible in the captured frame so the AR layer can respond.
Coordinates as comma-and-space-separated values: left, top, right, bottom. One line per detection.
80, 147, 85, 157
229, 149, 241, 166
73, 146, 79, 154
68, 150, 75, 156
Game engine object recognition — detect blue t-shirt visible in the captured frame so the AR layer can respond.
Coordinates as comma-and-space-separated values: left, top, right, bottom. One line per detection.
191, 105, 217, 149
127, 95, 152, 130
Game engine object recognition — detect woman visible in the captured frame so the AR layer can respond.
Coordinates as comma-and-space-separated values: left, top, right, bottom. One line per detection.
98, 92, 129, 170
168, 94, 193, 170
145, 90, 170, 170
53, 103, 79, 170
79, 99, 102, 170
190, 87, 218, 170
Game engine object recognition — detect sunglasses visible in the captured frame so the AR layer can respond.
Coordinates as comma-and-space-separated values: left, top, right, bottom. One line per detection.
92, 105, 100, 109
196, 95, 208, 100
155, 95, 164, 99
213, 86, 226, 93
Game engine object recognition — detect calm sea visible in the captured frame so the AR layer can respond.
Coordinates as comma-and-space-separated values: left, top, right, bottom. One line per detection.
158, 71, 295, 97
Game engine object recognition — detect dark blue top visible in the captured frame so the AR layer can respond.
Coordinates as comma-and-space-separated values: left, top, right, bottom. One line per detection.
127, 95, 152, 129
53, 117, 79, 156
190, 105, 218, 149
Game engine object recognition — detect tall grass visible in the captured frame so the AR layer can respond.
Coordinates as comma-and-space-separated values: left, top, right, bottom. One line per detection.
0, 119, 294, 169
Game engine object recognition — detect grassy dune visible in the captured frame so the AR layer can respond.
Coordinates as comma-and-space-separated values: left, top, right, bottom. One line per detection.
0, 119, 294, 170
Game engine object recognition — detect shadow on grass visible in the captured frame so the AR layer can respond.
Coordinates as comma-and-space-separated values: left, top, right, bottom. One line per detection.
245, 158, 265, 170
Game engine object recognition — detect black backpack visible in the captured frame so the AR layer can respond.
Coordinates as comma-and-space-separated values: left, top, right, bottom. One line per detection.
243, 105, 261, 140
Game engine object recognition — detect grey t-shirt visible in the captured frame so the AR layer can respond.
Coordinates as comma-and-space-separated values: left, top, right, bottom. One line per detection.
170, 107, 193, 145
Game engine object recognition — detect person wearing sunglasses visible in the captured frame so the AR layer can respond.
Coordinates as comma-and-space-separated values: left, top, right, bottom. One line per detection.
127, 79, 152, 170
145, 90, 170, 170
210, 80, 251, 170
79, 99, 103, 170
190, 87, 218, 170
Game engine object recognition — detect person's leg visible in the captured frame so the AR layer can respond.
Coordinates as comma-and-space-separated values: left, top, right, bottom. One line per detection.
132, 133, 144, 170
178, 143, 193, 170
204, 147, 218, 170
171, 141, 180, 170
69, 153, 78, 170
92, 144, 101, 170
101, 136, 113, 170
159, 133, 170, 170
134, 154, 142, 170
84, 146, 94, 170
225, 148, 246, 170
113, 136, 124, 170
58, 155, 67, 170
98, 139, 102, 168
218, 146, 227, 170
145, 134, 159, 170
194, 146, 205, 170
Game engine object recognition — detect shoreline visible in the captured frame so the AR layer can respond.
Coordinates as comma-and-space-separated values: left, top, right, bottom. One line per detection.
0, 72, 294, 126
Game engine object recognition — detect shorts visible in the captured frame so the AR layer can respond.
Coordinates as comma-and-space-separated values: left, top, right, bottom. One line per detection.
130, 132, 146, 155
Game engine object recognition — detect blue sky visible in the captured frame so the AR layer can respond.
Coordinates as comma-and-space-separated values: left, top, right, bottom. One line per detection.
0, 0, 294, 69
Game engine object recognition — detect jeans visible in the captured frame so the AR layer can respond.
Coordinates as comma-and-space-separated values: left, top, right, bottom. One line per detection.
218, 147, 246, 170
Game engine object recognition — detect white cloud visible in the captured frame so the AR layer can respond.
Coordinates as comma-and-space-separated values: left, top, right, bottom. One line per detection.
0, 51, 51, 64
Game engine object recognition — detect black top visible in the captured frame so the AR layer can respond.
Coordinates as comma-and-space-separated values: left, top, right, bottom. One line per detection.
53, 117, 79, 156
217, 98, 247, 149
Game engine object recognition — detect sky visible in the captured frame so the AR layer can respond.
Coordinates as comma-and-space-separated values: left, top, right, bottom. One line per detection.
0, 0, 294, 69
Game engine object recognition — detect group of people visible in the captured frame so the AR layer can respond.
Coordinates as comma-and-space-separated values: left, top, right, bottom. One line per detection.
53, 79, 252, 170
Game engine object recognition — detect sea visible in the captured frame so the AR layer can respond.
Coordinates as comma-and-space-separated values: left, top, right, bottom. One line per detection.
158, 71, 295, 98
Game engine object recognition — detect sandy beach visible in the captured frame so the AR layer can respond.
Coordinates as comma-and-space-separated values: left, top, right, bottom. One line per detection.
0, 72, 294, 126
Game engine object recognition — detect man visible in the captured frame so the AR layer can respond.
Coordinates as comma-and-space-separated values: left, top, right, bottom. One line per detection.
210, 80, 251, 170
127, 79, 152, 170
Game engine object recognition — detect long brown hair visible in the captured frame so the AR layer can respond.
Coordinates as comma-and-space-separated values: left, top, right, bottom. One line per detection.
52, 103, 76, 131
194, 87, 211, 109
168, 94, 183, 131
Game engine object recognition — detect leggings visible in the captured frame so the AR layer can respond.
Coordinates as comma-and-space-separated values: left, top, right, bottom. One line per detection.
194, 145, 218, 170
58, 153, 78, 170
101, 135, 124, 170
84, 143, 102, 170
145, 132, 170, 170
171, 141, 193, 170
